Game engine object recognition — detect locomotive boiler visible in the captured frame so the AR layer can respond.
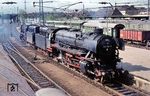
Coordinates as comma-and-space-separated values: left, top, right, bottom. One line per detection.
49, 28, 125, 82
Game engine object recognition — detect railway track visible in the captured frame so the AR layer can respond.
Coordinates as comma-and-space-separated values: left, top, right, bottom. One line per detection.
105, 82, 146, 96
9, 41, 150, 96
126, 43, 150, 50
2, 41, 70, 96
46, 58, 150, 96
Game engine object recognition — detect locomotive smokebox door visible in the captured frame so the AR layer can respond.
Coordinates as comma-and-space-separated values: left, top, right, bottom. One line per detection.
117, 38, 125, 50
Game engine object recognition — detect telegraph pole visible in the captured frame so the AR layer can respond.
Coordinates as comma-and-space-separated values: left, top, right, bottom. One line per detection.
38, 0, 45, 25
24, 0, 27, 23
83, 3, 85, 20
148, 0, 150, 20
41, 0, 45, 25
39, 0, 41, 24
24, 0, 26, 12
35, 0, 51, 25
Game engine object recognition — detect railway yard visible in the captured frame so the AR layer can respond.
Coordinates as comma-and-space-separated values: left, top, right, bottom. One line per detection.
0, 19, 150, 96
0, 10, 150, 96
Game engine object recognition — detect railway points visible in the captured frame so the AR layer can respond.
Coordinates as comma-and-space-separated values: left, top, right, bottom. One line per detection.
2, 41, 70, 96
0, 44, 35, 96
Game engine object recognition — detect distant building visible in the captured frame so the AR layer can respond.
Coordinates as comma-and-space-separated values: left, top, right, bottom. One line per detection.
111, 8, 123, 18
125, 5, 139, 15
116, 5, 146, 15
86, 8, 113, 19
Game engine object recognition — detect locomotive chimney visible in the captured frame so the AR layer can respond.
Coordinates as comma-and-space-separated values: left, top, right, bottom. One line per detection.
94, 28, 103, 34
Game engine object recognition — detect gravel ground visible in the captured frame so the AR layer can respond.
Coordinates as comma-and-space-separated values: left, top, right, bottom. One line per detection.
118, 46, 150, 80
11, 39, 111, 96
36, 62, 110, 96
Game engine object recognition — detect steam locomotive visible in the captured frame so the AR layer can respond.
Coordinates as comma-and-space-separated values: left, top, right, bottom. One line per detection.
20, 24, 126, 83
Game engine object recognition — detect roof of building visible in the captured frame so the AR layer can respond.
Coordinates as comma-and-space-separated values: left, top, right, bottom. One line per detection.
111, 8, 123, 18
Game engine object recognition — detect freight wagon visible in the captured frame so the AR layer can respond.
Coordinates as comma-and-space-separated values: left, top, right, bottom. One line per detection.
120, 29, 150, 47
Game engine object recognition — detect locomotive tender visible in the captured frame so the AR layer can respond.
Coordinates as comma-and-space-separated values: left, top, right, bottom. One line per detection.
24, 24, 125, 83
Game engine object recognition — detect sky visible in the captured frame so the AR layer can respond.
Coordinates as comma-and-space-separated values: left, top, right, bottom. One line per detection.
0, 0, 147, 14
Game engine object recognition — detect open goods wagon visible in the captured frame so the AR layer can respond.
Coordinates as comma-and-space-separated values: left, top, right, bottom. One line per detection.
120, 29, 150, 46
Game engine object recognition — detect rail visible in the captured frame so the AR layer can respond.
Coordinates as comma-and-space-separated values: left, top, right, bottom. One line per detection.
2, 41, 71, 96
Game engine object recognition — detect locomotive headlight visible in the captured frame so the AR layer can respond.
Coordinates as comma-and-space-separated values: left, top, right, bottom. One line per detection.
106, 48, 109, 51
101, 72, 105, 76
